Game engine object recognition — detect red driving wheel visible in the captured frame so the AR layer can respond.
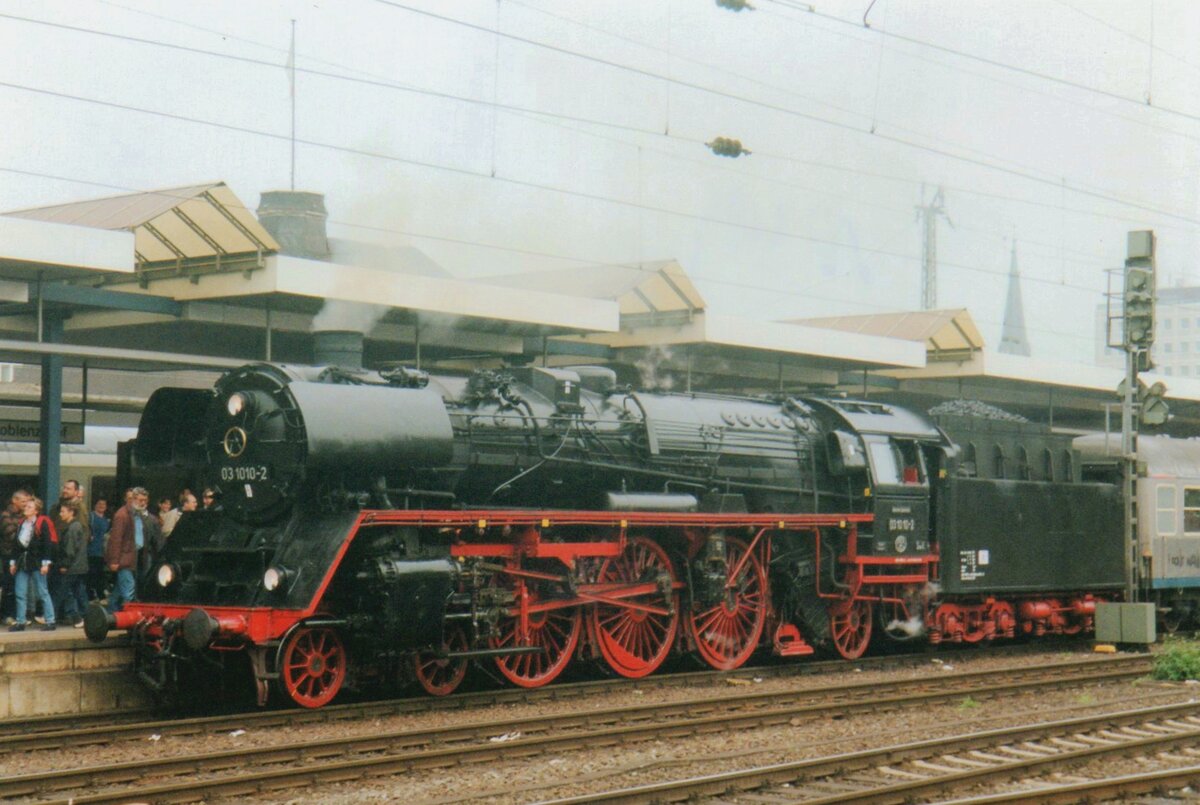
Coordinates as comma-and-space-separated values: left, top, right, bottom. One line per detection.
589, 536, 679, 678
279, 626, 347, 708
688, 537, 767, 671
490, 579, 581, 688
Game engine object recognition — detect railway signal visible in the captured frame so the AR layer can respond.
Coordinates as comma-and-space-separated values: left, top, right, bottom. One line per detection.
1119, 230, 1157, 604
1124, 265, 1155, 354
1116, 377, 1170, 427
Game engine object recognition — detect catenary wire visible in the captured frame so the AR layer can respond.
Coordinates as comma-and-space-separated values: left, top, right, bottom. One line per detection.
0, 77, 1121, 303
765, 0, 1200, 126
8, 7, 1194, 247
1046, 0, 1200, 73
511, 108, 1110, 269
366, 0, 1200, 227
507, 0, 1200, 152
0, 10, 1163, 343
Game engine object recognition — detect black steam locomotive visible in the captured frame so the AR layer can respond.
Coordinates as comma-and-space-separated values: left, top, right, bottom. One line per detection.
88, 357, 1123, 708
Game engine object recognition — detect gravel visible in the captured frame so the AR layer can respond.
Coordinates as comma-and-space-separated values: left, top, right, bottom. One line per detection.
1, 647, 1178, 804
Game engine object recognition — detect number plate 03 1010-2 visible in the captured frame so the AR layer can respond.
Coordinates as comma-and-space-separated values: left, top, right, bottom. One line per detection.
219, 464, 270, 483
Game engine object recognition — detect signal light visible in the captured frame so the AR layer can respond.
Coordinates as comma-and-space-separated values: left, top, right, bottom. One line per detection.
715, 0, 755, 10
1123, 265, 1155, 349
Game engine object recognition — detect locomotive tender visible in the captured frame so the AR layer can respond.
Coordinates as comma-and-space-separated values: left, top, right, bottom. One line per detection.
87, 355, 1124, 708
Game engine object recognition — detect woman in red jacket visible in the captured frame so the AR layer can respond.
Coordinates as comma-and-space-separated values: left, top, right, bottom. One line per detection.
8, 497, 57, 632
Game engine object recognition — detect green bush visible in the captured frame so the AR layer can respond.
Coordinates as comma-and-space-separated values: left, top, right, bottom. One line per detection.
1152, 641, 1200, 681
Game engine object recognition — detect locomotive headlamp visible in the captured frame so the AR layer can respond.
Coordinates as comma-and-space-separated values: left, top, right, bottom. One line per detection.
156, 563, 178, 588
263, 566, 288, 592
227, 392, 248, 417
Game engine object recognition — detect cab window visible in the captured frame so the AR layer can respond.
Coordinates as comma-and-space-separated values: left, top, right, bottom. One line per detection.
866, 438, 925, 487
866, 438, 901, 486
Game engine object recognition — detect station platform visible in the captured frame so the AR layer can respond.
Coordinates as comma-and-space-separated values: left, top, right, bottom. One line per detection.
0, 626, 148, 718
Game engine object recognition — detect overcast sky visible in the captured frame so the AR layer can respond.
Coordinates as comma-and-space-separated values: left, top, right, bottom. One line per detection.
1, 0, 1198, 363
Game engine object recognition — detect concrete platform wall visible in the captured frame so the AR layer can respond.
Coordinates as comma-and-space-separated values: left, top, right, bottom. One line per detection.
0, 633, 149, 718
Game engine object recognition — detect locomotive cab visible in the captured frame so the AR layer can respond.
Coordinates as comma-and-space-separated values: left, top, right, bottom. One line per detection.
861, 435, 933, 557
807, 399, 948, 559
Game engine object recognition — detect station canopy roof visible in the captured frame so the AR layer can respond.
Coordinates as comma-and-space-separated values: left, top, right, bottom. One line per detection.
5, 182, 278, 266
483, 260, 705, 318
485, 261, 927, 386
0, 183, 618, 368
792, 309, 985, 360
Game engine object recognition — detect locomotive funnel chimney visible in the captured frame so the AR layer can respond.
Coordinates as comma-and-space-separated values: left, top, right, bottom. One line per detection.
312, 330, 363, 370
257, 190, 331, 260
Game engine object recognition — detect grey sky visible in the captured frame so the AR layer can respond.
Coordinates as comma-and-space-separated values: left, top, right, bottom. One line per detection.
1, 0, 1198, 363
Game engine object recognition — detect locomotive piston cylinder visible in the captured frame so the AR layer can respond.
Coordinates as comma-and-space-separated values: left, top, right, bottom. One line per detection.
370, 558, 458, 647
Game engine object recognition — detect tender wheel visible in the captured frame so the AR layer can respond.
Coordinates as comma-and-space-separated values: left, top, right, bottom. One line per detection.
829, 599, 873, 660
414, 626, 469, 696
688, 537, 767, 671
590, 536, 679, 678
490, 580, 581, 688
279, 627, 347, 708
1052, 599, 1083, 636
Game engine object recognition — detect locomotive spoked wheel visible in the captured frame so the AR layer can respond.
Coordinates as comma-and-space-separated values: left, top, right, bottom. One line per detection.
590, 536, 679, 678
490, 582, 582, 689
829, 598, 873, 660
687, 537, 767, 671
414, 626, 469, 697
279, 627, 347, 708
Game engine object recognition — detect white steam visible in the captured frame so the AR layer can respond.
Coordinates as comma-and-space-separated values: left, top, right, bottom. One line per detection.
635, 344, 677, 391
312, 299, 390, 334
885, 616, 926, 638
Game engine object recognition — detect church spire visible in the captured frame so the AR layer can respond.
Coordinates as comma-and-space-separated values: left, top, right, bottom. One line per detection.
999, 239, 1031, 356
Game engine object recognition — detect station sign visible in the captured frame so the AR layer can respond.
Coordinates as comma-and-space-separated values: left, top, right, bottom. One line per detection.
0, 420, 85, 445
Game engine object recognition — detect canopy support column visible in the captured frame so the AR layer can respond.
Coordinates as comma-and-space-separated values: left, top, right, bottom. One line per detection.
38, 314, 64, 501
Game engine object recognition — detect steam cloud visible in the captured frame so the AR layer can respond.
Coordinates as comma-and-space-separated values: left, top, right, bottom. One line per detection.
312, 299, 390, 334
635, 344, 677, 391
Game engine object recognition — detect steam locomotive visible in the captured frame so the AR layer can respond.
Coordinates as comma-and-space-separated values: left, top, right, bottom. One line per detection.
87, 356, 1124, 708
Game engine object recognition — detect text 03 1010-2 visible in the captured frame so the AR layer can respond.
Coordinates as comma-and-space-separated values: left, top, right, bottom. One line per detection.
220, 465, 270, 482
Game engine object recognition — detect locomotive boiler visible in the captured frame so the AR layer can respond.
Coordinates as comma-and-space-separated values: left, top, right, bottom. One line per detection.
87, 355, 1124, 708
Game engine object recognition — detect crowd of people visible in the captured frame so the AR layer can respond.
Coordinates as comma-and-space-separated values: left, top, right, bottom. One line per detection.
0, 482, 210, 632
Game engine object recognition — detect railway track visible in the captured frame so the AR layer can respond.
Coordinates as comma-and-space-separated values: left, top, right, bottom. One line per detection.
940, 763, 1200, 803
0, 641, 1093, 753
0, 707, 157, 737
1, 653, 1151, 804
541, 698, 1200, 804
